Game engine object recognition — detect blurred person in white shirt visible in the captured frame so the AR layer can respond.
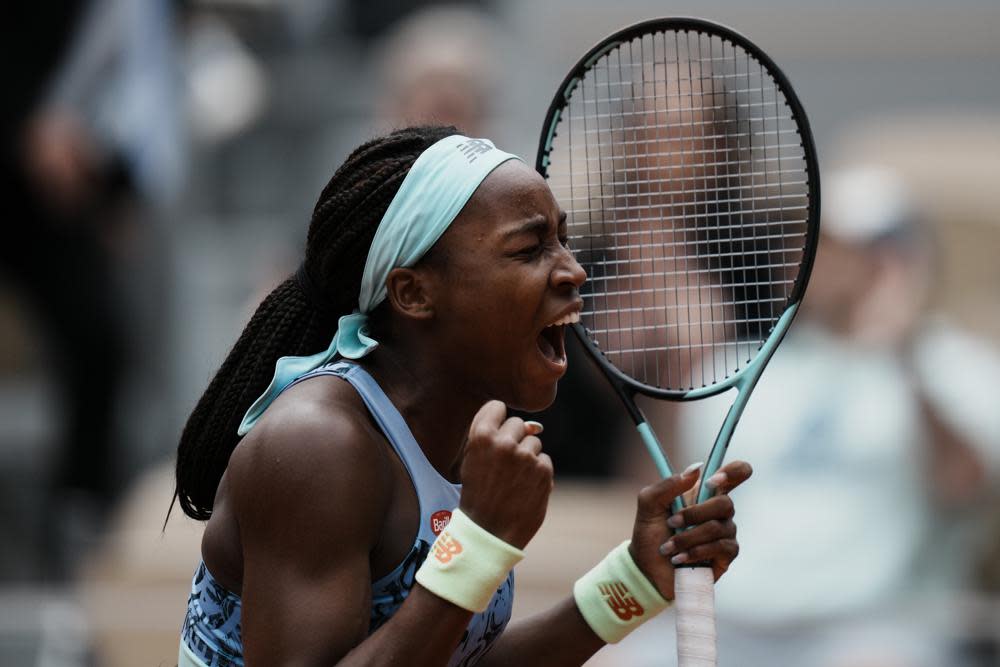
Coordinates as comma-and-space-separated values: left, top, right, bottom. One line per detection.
604, 164, 1000, 667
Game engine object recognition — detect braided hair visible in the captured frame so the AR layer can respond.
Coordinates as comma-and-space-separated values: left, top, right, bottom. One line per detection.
173, 125, 458, 521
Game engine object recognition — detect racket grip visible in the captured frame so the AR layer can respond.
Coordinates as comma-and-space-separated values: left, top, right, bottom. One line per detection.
675, 566, 717, 667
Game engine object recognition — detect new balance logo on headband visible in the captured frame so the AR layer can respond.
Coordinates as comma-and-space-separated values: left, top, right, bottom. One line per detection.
457, 138, 493, 162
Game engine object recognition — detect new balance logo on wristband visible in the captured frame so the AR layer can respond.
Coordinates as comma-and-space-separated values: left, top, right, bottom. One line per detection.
598, 582, 645, 621
574, 543, 667, 643
432, 532, 464, 564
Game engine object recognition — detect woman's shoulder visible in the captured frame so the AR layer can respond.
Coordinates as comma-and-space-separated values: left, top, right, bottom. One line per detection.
227, 375, 393, 529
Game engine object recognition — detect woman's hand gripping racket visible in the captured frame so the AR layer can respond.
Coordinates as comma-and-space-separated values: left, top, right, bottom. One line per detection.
536, 18, 819, 666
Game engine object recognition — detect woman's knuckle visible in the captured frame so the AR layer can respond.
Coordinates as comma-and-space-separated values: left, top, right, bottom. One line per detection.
717, 496, 735, 518
517, 450, 538, 468
470, 423, 490, 442
523, 435, 542, 451
505, 416, 525, 431
497, 435, 519, 450
725, 539, 740, 557
535, 453, 553, 471
671, 533, 691, 551
686, 544, 707, 561
707, 519, 728, 538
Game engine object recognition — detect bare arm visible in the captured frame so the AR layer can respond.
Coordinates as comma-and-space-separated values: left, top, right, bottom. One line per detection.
477, 597, 605, 667
229, 397, 557, 666
231, 404, 474, 666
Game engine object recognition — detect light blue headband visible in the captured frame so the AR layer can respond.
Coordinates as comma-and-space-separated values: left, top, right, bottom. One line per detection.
238, 134, 522, 435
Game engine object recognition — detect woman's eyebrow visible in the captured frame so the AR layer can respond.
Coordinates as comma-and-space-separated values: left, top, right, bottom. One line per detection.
501, 215, 550, 239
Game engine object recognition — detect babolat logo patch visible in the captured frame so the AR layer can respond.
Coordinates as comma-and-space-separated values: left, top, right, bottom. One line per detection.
430, 510, 452, 536
457, 138, 493, 162
598, 581, 645, 621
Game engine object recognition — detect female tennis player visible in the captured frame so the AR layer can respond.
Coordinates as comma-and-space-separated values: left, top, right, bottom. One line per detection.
173, 126, 750, 666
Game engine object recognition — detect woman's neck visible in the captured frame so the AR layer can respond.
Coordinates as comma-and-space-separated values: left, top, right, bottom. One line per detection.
360, 345, 483, 482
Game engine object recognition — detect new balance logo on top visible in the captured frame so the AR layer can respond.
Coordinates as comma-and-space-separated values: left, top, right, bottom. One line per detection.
456, 139, 493, 162
433, 532, 463, 564
598, 581, 645, 621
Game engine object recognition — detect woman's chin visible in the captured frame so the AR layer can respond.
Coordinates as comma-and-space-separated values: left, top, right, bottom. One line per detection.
508, 378, 560, 414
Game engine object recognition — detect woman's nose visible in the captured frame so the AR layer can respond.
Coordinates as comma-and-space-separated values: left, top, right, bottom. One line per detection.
552, 246, 587, 289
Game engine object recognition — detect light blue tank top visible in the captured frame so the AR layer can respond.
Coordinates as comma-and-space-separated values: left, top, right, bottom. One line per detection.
180, 361, 515, 667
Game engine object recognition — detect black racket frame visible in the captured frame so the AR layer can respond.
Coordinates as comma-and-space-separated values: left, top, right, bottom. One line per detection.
535, 16, 821, 419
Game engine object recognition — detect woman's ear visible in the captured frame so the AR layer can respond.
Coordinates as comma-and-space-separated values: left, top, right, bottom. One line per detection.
384, 267, 436, 321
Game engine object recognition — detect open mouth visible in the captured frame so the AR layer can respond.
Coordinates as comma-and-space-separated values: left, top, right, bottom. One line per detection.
536, 311, 580, 369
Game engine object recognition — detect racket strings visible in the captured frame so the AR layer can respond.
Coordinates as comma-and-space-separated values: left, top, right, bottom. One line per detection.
547, 29, 811, 392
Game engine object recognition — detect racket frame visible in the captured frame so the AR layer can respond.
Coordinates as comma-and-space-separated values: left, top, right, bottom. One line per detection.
536, 16, 821, 506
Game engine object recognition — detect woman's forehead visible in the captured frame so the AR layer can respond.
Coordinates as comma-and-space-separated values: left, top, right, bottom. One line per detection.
466, 160, 557, 220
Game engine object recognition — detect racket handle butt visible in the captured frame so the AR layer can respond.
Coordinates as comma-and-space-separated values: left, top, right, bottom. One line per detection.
675, 566, 717, 667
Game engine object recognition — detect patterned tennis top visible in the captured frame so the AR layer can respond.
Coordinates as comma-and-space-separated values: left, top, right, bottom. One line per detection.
180, 361, 515, 667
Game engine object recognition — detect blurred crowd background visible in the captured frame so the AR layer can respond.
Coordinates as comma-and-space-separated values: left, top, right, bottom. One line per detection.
2, 0, 998, 665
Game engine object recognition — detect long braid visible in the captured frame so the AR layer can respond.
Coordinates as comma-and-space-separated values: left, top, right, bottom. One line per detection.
173, 125, 458, 521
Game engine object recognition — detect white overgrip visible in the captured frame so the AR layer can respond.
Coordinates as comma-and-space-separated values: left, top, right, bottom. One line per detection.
675, 566, 717, 667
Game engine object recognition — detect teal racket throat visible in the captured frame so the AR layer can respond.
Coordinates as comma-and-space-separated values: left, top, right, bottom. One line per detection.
634, 303, 800, 514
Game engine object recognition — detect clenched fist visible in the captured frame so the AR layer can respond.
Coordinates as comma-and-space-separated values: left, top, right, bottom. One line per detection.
458, 401, 554, 549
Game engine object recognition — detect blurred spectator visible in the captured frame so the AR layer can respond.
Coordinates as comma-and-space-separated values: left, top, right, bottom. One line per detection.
372, 5, 501, 136
1, 0, 183, 579
624, 165, 1000, 667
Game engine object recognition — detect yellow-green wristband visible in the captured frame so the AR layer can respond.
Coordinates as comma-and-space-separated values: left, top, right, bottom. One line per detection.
573, 540, 672, 644
415, 508, 524, 613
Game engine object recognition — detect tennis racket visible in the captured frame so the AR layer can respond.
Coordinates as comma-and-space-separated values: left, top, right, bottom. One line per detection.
535, 17, 819, 666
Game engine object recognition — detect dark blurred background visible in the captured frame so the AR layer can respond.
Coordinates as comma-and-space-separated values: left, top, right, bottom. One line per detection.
1, 0, 998, 665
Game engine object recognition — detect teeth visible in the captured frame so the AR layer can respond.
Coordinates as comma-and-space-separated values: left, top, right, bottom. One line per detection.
546, 311, 581, 328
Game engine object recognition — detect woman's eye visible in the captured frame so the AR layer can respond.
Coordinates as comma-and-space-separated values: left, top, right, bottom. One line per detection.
514, 241, 545, 257
514, 236, 568, 260
515, 243, 544, 258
